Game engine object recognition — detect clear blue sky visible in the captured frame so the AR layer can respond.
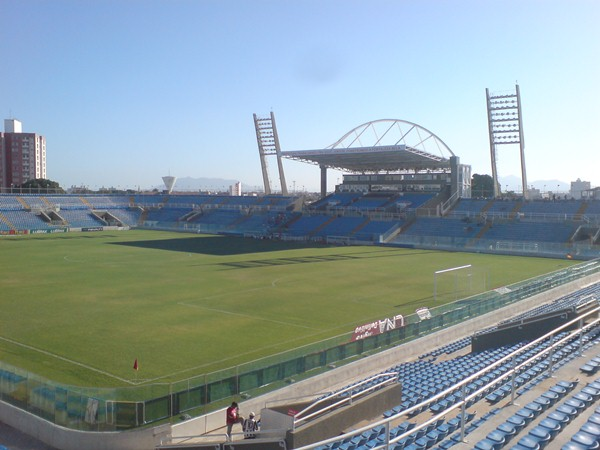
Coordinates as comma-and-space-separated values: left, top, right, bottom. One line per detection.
1, 0, 598, 192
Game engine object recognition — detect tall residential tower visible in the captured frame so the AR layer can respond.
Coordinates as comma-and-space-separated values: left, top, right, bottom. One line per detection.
0, 119, 47, 188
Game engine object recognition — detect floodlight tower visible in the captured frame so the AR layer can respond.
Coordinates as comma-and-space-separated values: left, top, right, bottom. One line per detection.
253, 112, 288, 195
486, 84, 528, 199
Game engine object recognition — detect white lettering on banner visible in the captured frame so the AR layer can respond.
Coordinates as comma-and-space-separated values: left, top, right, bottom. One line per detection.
351, 314, 404, 342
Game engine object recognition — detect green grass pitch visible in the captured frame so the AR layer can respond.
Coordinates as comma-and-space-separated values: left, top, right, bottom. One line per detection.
0, 230, 576, 388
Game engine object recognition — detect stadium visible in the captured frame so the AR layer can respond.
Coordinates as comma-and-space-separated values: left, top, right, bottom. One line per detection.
1, 104, 600, 450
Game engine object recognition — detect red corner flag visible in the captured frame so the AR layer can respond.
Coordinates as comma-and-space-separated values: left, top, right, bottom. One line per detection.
133, 358, 139, 371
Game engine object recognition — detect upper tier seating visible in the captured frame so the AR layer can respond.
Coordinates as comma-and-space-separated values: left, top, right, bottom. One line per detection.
481, 220, 577, 243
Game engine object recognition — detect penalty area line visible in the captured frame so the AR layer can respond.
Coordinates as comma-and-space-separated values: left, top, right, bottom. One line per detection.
0, 335, 136, 385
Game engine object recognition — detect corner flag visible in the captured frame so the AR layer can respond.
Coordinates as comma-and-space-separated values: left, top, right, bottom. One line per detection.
133, 358, 139, 371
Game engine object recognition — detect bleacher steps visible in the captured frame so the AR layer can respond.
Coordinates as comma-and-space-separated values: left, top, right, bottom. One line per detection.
385, 216, 416, 243
16, 197, 29, 210
0, 212, 15, 230
310, 216, 336, 236
574, 201, 588, 221
382, 224, 404, 243
481, 199, 496, 213
349, 218, 372, 236
509, 201, 523, 219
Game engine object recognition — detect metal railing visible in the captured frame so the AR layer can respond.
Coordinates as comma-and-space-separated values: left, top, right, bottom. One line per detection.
292, 372, 398, 430
295, 305, 600, 450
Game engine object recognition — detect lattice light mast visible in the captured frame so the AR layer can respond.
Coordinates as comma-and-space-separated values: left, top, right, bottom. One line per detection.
486, 84, 528, 199
253, 112, 288, 195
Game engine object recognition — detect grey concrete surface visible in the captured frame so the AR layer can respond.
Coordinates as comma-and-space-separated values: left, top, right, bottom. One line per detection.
0, 421, 58, 450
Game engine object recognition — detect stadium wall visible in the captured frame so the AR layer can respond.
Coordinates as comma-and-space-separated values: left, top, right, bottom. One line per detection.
0, 399, 170, 450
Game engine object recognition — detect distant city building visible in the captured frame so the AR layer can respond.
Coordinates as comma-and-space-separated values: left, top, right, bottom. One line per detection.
582, 186, 600, 200
230, 181, 242, 196
570, 178, 591, 200
0, 119, 47, 188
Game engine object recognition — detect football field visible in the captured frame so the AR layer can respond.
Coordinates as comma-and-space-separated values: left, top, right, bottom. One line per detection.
0, 230, 576, 388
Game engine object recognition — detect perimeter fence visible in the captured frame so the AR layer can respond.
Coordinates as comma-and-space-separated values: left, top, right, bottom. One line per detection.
0, 259, 599, 431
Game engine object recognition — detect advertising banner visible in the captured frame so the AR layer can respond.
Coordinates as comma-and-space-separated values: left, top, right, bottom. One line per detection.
351, 314, 404, 342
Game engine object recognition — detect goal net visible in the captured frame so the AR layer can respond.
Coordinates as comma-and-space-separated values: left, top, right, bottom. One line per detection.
433, 264, 487, 302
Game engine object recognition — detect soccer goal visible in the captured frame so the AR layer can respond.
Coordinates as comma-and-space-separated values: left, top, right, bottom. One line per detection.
433, 264, 487, 302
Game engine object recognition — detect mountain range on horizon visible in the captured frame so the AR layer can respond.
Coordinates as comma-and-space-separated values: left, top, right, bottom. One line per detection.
498, 175, 571, 193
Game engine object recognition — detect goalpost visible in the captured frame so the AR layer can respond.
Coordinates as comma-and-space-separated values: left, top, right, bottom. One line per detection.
433, 264, 486, 302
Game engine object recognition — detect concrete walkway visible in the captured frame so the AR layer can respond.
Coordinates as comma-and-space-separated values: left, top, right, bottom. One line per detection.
0, 422, 58, 450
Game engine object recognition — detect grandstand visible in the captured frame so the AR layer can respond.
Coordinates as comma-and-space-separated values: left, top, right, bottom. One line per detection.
1, 119, 600, 450
0, 192, 598, 258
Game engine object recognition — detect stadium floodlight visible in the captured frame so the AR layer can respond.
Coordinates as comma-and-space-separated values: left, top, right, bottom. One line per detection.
253, 112, 288, 195
486, 84, 528, 199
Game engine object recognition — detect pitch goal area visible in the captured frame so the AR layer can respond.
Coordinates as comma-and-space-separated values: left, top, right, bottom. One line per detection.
433, 264, 489, 302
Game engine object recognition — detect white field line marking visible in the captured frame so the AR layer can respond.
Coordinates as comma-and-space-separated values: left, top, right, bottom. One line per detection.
191, 280, 290, 302
0, 335, 135, 385
142, 325, 336, 383
177, 302, 317, 330
149, 304, 377, 383
63, 255, 87, 263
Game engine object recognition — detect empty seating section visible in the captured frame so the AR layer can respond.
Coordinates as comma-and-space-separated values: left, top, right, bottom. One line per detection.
353, 220, 401, 240
311, 193, 362, 210
519, 200, 583, 216
313, 217, 367, 238
18, 195, 48, 209
188, 210, 243, 228
347, 195, 393, 211
73, 195, 130, 209
475, 283, 600, 339
284, 215, 332, 236
475, 379, 580, 449
240, 212, 293, 235
0, 194, 299, 233
104, 209, 142, 226
132, 194, 166, 207
393, 193, 435, 211
402, 218, 481, 239
310, 192, 434, 213
585, 201, 600, 216
496, 283, 600, 327
44, 196, 87, 209
482, 221, 576, 243
1, 210, 55, 230
452, 199, 492, 215
0, 195, 24, 210
0, 215, 11, 231
145, 207, 190, 223
314, 285, 600, 450
0, 194, 598, 249
57, 210, 105, 227
485, 200, 521, 216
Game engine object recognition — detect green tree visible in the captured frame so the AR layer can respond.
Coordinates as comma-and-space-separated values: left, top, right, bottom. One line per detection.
17, 178, 65, 193
471, 174, 494, 198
